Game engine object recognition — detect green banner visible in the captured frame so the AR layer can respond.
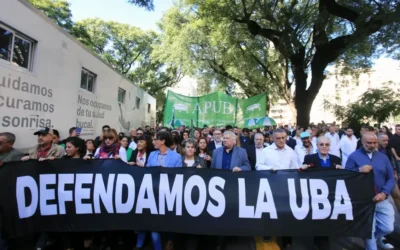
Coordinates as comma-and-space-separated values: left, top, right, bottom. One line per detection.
163, 91, 267, 128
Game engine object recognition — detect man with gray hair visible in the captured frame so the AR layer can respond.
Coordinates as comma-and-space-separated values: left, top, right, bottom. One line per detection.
256, 129, 298, 170
0, 132, 23, 164
301, 136, 342, 169
245, 133, 266, 170
210, 130, 251, 171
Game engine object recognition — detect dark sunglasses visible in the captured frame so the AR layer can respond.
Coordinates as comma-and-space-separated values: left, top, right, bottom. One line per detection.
104, 136, 115, 140
319, 143, 330, 147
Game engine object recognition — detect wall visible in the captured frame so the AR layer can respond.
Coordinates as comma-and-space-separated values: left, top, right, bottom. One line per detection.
0, 0, 156, 149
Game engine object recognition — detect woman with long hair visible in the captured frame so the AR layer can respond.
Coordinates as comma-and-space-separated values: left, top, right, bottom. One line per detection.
198, 137, 211, 167
120, 136, 133, 161
170, 134, 182, 154
64, 137, 86, 159
382, 126, 393, 138
128, 135, 154, 167
183, 131, 189, 140
171, 130, 182, 145
181, 138, 206, 168
236, 135, 242, 147
194, 129, 201, 140
93, 129, 127, 162
85, 139, 97, 159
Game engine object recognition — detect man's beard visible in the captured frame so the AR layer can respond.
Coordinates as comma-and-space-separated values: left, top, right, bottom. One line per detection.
363, 146, 377, 153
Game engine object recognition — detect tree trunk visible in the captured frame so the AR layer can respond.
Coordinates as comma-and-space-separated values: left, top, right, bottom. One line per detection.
295, 76, 324, 129
294, 71, 325, 128
293, 48, 327, 128
295, 98, 313, 129
288, 101, 297, 125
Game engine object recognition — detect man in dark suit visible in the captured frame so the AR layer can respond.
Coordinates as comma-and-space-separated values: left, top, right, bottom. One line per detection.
295, 135, 343, 249
207, 129, 223, 154
239, 128, 252, 147
210, 131, 251, 171
285, 129, 297, 150
301, 135, 342, 169
245, 133, 266, 170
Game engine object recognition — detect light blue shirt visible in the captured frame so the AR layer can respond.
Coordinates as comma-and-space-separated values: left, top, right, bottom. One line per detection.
146, 148, 182, 168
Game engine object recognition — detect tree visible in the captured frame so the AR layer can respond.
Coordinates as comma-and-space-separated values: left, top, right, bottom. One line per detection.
76, 19, 182, 123
28, 0, 92, 46
164, 0, 400, 127
28, 0, 73, 30
324, 86, 400, 129
128, 0, 154, 10
157, 6, 292, 117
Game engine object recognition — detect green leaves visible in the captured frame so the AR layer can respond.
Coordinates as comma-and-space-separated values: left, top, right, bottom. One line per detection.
157, 3, 288, 104
127, 0, 154, 11
324, 83, 400, 127
75, 19, 182, 123
28, 0, 74, 31
28, 0, 181, 124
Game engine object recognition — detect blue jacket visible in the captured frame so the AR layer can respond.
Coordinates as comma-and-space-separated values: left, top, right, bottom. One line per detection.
146, 148, 182, 168
345, 148, 395, 196
210, 146, 251, 171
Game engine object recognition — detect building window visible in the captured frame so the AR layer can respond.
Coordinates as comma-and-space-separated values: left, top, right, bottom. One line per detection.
0, 24, 34, 70
81, 68, 96, 92
136, 97, 141, 109
147, 103, 151, 113
118, 88, 126, 103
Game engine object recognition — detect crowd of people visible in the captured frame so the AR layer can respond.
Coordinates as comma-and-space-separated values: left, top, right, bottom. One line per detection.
0, 122, 399, 250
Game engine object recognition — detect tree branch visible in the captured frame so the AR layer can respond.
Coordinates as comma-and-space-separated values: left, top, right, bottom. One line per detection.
320, 0, 360, 23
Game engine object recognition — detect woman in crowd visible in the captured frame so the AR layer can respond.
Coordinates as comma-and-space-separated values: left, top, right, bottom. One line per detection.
180, 138, 206, 249
120, 136, 133, 161
63, 137, 86, 159
128, 135, 154, 167
236, 135, 242, 147
36, 137, 87, 250
85, 139, 97, 159
170, 134, 182, 154
93, 128, 127, 162
382, 126, 393, 138
197, 137, 211, 167
183, 131, 189, 140
194, 129, 201, 140
182, 138, 206, 168
171, 130, 182, 145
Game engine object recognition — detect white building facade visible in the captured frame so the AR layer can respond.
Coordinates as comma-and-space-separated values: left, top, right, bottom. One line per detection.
0, 0, 156, 149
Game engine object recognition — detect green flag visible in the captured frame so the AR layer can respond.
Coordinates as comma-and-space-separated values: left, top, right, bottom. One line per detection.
163, 91, 267, 128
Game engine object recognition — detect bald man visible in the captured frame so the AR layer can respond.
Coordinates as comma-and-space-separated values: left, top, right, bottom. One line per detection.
346, 132, 395, 250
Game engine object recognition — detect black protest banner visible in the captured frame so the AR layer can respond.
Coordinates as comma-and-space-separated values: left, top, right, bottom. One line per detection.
0, 159, 375, 238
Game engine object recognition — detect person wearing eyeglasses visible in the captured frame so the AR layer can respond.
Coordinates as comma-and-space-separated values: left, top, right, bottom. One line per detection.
301, 136, 342, 170
93, 129, 127, 162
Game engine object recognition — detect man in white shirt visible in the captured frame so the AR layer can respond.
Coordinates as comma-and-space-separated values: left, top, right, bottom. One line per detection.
256, 129, 298, 170
294, 131, 316, 166
324, 125, 341, 157
340, 127, 357, 166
